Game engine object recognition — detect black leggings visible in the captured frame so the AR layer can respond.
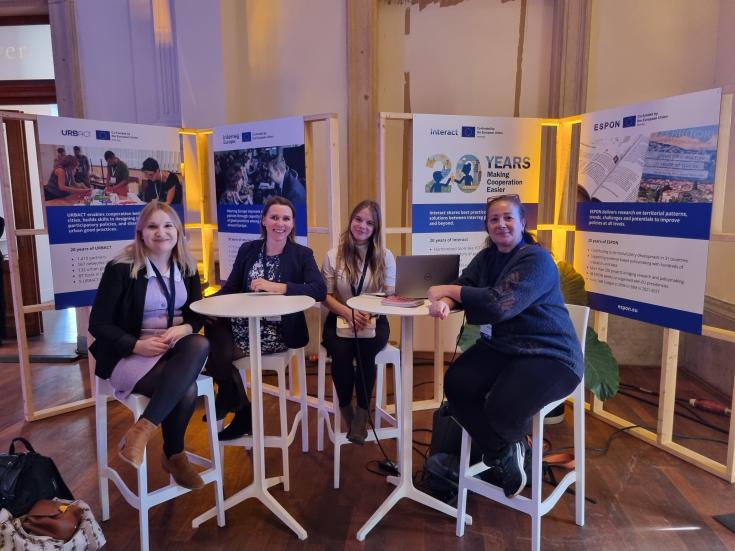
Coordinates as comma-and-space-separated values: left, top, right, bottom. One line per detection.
322, 314, 389, 409
133, 334, 209, 458
444, 340, 580, 456
204, 317, 250, 412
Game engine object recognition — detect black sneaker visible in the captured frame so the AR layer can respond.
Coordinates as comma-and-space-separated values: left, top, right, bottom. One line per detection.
544, 403, 566, 425
484, 441, 527, 497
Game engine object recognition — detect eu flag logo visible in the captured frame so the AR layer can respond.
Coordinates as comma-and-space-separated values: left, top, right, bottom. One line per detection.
461, 126, 476, 138
242, 132, 252, 142
622, 116, 637, 128
96, 130, 111, 140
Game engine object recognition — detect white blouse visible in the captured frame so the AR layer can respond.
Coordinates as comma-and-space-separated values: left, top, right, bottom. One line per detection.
321, 244, 396, 304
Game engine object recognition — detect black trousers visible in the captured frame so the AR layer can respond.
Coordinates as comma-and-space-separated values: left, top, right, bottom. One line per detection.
444, 339, 580, 457
204, 317, 250, 412
133, 334, 209, 458
322, 313, 389, 409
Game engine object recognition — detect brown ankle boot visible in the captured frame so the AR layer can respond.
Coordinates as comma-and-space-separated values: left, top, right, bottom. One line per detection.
118, 418, 157, 468
339, 405, 354, 434
162, 452, 205, 490
348, 406, 369, 445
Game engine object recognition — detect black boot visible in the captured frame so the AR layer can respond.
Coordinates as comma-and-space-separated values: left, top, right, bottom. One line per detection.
215, 369, 249, 421
348, 406, 369, 445
218, 406, 253, 441
339, 405, 354, 434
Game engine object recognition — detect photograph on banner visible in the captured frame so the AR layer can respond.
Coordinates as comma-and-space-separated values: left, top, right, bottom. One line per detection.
411, 114, 541, 268
37, 115, 184, 309
574, 88, 722, 333
213, 116, 306, 280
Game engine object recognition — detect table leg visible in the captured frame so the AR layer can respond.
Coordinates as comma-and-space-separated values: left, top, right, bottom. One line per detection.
356, 317, 471, 541
196, 316, 307, 540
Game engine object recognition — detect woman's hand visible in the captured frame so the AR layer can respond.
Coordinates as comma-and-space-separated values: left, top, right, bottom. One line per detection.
347, 310, 373, 331
428, 299, 451, 320
159, 324, 193, 346
133, 337, 170, 357
250, 278, 287, 294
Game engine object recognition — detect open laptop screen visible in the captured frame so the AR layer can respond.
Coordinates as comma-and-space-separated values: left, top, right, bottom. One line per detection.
394, 254, 460, 298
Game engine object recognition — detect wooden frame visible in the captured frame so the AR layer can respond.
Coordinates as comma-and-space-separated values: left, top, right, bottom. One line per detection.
0, 112, 342, 421
553, 93, 735, 482
380, 101, 735, 481
0, 111, 95, 421
189, 114, 342, 409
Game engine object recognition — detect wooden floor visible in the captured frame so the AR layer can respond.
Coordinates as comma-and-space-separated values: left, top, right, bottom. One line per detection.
2, 314, 735, 550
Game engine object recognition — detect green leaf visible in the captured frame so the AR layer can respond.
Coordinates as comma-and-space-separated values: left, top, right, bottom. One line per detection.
557, 260, 588, 306
584, 326, 619, 401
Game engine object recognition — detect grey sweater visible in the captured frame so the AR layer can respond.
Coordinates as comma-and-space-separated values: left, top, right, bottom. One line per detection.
458, 243, 584, 379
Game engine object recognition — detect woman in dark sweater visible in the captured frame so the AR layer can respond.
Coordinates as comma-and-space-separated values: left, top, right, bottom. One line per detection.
207, 196, 326, 440
427, 195, 583, 498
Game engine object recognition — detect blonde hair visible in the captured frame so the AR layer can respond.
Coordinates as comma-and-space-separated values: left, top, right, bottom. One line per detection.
114, 200, 197, 278
337, 200, 387, 291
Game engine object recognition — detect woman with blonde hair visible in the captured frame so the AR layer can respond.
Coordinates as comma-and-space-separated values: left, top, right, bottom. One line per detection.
321, 200, 396, 444
89, 200, 209, 489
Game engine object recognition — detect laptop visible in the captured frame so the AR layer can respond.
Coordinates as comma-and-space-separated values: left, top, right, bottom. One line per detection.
394, 254, 460, 298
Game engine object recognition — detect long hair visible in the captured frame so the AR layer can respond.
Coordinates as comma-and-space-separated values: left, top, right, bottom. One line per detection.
337, 200, 387, 291
260, 195, 296, 241
114, 200, 197, 278
484, 194, 537, 249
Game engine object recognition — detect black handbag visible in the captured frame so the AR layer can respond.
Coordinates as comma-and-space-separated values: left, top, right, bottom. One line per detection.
0, 437, 74, 517
429, 402, 482, 463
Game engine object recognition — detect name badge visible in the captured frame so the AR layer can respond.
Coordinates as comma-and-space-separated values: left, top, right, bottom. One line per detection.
109, 176, 116, 184
480, 324, 492, 339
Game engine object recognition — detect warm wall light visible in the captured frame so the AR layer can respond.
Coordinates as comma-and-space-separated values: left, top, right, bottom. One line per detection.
536, 224, 576, 231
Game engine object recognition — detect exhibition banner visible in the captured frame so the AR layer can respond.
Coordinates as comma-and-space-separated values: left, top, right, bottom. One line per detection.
213, 116, 307, 279
37, 115, 184, 309
573, 88, 722, 333
411, 114, 541, 268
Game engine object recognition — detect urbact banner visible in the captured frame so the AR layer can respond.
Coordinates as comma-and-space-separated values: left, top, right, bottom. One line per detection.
574, 88, 722, 333
213, 116, 307, 279
37, 115, 184, 309
412, 114, 541, 268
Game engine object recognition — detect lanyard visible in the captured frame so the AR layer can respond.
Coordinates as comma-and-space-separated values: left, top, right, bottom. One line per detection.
149, 262, 176, 328
350, 241, 374, 297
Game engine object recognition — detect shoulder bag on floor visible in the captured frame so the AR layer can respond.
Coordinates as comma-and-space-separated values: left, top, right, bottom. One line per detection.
0, 437, 74, 517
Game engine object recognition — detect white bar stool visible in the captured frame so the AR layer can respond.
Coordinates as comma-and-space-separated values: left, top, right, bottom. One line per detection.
95, 374, 225, 551
316, 343, 402, 488
223, 347, 307, 492
455, 304, 590, 551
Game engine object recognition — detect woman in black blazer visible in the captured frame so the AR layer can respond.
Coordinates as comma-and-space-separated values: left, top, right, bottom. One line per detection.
89, 201, 209, 489
207, 196, 326, 440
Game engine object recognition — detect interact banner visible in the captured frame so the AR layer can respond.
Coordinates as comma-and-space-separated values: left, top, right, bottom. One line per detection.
213, 116, 307, 279
574, 88, 722, 333
411, 114, 541, 268
38, 115, 184, 309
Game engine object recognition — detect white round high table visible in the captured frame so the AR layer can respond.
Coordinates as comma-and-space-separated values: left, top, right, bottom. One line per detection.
346, 295, 472, 541
190, 293, 314, 540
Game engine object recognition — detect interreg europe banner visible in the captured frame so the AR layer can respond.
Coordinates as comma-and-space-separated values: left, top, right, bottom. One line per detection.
213, 116, 307, 279
38, 115, 184, 309
411, 114, 541, 268
574, 88, 722, 333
